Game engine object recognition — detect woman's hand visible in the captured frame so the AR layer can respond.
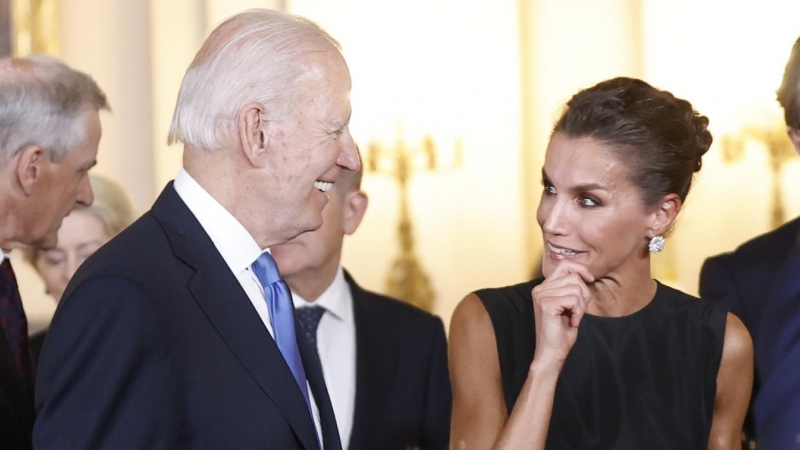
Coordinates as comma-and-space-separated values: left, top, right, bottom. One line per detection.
532, 261, 594, 368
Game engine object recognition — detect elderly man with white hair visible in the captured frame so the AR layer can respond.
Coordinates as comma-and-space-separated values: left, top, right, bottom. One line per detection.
34, 9, 359, 450
0, 54, 106, 450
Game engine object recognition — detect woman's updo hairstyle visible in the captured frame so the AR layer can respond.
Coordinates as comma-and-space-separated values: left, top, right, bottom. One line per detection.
553, 77, 712, 206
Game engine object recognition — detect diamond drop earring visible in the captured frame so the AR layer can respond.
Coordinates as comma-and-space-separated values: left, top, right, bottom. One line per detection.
648, 235, 665, 254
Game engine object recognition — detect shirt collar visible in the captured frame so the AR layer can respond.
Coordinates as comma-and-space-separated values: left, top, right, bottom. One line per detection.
292, 266, 353, 324
173, 168, 263, 273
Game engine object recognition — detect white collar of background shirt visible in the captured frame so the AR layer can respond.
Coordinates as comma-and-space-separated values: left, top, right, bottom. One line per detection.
292, 266, 353, 324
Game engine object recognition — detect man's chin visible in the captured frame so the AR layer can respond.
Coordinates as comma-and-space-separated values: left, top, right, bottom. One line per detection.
33, 232, 59, 251
298, 214, 324, 235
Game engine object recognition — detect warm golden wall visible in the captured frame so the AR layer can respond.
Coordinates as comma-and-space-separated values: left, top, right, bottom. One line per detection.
289, 0, 530, 327
13, 0, 800, 334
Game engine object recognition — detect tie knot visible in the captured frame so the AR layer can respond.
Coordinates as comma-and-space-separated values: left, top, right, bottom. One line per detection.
297, 306, 326, 332
296, 306, 326, 351
251, 252, 282, 287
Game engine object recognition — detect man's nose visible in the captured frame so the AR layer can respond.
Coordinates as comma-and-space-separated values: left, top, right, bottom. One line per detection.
76, 176, 94, 206
337, 131, 361, 172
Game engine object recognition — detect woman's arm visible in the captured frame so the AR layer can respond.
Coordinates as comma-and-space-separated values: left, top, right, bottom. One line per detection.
449, 293, 509, 449
707, 313, 754, 450
449, 263, 593, 450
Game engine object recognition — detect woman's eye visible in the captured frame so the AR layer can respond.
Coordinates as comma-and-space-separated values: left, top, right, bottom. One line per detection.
44, 257, 64, 266
579, 195, 600, 207
543, 185, 557, 195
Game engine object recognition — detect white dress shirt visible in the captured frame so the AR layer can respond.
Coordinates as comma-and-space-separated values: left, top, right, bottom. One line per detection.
292, 267, 356, 449
173, 168, 323, 443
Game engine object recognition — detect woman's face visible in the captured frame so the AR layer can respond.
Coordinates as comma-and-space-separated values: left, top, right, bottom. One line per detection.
35, 210, 110, 302
537, 133, 654, 280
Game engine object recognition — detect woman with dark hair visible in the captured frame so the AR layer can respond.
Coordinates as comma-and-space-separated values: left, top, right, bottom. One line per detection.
449, 77, 753, 449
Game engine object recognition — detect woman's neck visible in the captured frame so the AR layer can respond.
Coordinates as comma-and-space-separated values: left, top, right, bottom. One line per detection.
586, 259, 657, 317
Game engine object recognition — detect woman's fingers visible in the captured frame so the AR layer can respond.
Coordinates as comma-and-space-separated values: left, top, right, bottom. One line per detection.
547, 260, 595, 284
534, 263, 594, 332
532, 260, 595, 362
534, 275, 591, 306
538, 290, 589, 329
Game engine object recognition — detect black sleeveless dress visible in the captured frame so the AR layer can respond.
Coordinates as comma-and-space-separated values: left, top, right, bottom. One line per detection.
476, 278, 727, 449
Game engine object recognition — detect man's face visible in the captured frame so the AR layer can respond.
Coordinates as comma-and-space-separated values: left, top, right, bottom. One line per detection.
263, 51, 360, 242
26, 110, 99, 249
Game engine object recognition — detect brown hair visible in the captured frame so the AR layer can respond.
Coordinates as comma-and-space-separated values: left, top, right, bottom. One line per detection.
553, 77, 712, 205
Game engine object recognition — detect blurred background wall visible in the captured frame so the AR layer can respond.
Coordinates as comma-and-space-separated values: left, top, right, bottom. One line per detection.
7, 0, 800, 333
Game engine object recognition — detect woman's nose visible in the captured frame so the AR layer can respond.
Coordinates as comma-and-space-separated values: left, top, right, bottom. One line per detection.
541, 200, 570, 236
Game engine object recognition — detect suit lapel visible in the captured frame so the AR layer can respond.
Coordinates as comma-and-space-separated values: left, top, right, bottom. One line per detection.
347, 272, 397, 449
151, 184, 319, 450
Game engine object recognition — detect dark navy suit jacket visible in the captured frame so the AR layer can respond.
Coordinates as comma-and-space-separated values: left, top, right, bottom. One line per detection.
0, 325, 33, 450
700, 217, 800, 449
344, 272, 451, 450
34, 183, 341, 450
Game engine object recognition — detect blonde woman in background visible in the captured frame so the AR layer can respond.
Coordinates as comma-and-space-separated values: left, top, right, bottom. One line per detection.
25, 174, 135, 371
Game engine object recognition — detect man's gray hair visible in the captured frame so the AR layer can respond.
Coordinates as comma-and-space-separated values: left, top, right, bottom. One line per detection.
168, 9, 341, 151
0, 54, 109, 165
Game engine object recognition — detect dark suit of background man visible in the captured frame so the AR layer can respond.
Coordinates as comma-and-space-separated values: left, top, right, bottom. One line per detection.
700, 36, 800, 450
0, 54, 105, 450
271, 161, 452, 450
34, 9, 360, 450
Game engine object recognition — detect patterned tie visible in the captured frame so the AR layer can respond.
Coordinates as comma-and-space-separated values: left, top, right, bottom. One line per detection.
251, 253, 314, 417
296, 306, 326, 355
0, 259, 31, 386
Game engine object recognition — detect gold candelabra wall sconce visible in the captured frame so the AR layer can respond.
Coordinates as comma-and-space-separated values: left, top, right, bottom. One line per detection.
721, 120, 798, 229
10, 0, 58, 56
366, 128, 462, 313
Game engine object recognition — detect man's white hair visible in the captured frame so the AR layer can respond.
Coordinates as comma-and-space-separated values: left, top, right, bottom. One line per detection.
0, 54, 109, 165
168, 9, 341, 151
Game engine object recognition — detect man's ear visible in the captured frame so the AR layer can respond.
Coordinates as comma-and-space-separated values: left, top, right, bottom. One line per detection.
342, 190, 368, 235
15, 145, 48, 196
238, 102, 269, 168
788, 127, 800, 154
647, 193, 681, 239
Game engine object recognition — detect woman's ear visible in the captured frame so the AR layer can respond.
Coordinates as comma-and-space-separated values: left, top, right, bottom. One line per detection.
237, 102, 269, 168
647, 193, 682, 238
342, 190, 369, 235
16, 145, 47, 196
